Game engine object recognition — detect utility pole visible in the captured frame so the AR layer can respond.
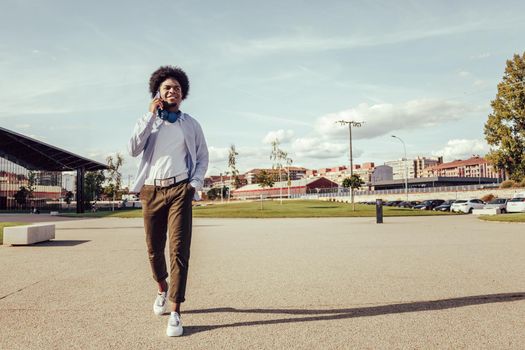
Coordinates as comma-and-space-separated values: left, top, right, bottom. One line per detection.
220, 172, 224, 203
337, 120, 364, 206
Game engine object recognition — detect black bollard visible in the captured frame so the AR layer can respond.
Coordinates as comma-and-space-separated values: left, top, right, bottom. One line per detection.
376, 199, 383, 224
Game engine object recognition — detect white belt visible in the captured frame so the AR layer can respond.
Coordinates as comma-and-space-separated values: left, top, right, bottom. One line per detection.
153, 174, 188, 187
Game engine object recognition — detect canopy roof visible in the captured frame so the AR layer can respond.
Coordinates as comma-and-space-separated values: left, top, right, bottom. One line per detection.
0, 126, 107, 171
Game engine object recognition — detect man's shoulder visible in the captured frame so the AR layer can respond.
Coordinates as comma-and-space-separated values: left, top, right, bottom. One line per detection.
182, 112, 198, 123
181, 113, 203, 129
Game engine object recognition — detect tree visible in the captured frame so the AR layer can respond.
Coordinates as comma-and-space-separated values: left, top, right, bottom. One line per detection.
228, 144, 240, 192
103, 183, 116, 200
342, 174, 364, 211
106, 153, 124, 211
206, 187, 228, 201
270, 139, 288, 204
255, 170, 275, 210
27, 170, 37, 208
14, 186, 29, 209
484, 52, 525, 182
206, 188, 219, 201
285, 156, 293, 198
84, 171, 105, 208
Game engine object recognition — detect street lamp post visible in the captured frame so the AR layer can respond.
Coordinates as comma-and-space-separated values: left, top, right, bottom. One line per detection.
391, 135, 408, 201
219, 172, 224, 203
337, 120, 364, 207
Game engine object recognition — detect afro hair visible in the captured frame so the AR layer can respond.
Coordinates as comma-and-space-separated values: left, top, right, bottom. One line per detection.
149, 66, 190, 99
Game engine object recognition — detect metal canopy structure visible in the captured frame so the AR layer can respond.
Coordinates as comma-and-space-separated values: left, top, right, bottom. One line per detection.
0, 126, 108, 213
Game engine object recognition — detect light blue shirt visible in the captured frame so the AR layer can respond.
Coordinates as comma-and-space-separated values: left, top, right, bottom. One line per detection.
128, 111, 209, 200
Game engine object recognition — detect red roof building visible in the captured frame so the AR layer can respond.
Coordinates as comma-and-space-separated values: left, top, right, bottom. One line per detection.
232, 177, 338, 199
422, 156, 503, 179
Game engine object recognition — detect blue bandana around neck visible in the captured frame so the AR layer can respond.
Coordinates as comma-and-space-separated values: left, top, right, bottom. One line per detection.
157, 109, 181, 123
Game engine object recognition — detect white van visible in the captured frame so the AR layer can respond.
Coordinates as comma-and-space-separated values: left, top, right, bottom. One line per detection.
506, 192, 525, 213
122, 194, 139, 201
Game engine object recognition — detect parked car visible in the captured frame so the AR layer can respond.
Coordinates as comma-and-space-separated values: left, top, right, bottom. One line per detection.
398, 201, 421, 208
506, 197, 525, 213
433, 200, 456, 212
450, 199, 485, 213
385, 200, 402, 206
483, 198, 509, 213
413, 199, 445, 210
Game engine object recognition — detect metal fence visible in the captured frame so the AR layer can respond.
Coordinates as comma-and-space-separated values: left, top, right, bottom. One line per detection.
292, 183, 503, 199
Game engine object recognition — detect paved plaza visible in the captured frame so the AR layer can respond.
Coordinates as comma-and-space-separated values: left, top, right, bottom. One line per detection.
0, 215, 524, 349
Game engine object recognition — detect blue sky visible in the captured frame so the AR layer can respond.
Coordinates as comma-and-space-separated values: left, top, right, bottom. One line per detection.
1, 0, 524, 181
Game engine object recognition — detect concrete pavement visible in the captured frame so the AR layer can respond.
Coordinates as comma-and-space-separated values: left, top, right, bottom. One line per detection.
0, 215, 524, 349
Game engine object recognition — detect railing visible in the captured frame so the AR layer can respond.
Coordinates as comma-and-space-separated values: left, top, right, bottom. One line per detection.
291, 183, 504, 199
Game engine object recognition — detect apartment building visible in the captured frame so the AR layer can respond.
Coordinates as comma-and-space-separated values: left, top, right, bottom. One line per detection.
385, 156, 443, 180
305, 163, 375, 187
422, 156, 503, 179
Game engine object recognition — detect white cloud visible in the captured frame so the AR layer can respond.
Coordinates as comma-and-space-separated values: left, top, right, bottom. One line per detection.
206, 145, 269, 174
432, 139, 489, 162
233, 111, 309, 127
458, 70, 471, 77
292, 137, 353, 160
262, 129, 295, 144
315, 99, 471, 141
473, 79, 486, 87
226, 22, 486, 57
15, 123, 31, 129
470, 52, 491, 60
208, 146, 230, 163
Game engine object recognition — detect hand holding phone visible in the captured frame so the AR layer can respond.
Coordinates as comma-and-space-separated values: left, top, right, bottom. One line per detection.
149, 91, 164, 114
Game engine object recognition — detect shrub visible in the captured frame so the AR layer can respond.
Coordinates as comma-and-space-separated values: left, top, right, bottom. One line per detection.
500, 180, 515, 189
518, 178, 525, 188
481, 194, 495, 203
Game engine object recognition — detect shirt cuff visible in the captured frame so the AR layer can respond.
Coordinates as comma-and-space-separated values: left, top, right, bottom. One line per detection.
189, 180, 200, 190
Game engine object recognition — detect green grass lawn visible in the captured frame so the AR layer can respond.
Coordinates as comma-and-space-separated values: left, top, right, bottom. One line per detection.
58, 200, 456, 219
478, 213, 525, 223
0, 222, 26, 245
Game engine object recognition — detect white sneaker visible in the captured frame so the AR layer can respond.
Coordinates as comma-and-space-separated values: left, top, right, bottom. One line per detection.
153, 291, 168, 316
166, 312, 183, 337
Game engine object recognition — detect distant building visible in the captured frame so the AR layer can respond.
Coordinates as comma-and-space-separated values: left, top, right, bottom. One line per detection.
385, 156, 443, 180
62, 172, 76, 192
204, 174, 247, 189
232, 177, 338, 199
0, 157, 62, 210
422, 156, 503, 179
371, 165, 393, 183
305, 163, 376, 188
414, 156, 443, 177
352, 163, 375, 186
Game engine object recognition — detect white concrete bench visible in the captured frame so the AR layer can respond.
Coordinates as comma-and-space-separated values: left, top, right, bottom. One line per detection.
3, 224, 55, 245
472, 208, 501, 215
50, 211, 59, 216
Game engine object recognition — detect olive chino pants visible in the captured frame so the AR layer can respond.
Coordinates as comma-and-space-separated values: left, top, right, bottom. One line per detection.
140, 180, 195, 303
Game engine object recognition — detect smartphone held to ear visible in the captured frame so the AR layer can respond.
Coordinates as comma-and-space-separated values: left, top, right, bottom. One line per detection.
155, 91, 180, 123
155, 91, 169, 120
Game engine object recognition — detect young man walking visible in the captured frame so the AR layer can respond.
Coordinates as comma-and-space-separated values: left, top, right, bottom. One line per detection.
128, 66, 209, 336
